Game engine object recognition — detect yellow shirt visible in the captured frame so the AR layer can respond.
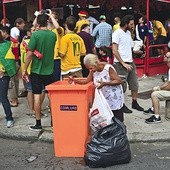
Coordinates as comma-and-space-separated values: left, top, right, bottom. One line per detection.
59, 33, 86, 72
52, 27, 64, 60
153, 20, 167, 38
20, 38, 31, 74
113, 23, 120, 32
76, 19, 90, 33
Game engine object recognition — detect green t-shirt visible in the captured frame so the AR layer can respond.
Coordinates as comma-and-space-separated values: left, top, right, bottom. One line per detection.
28, 30, 56, 75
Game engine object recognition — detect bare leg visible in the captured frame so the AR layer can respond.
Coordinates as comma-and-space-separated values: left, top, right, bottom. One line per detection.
27, 91, 34, 111
131, 90, 138, 100
151, 92, 160, 115
34, 94, 41, 120
40, 91, 45, 105
131, 90, 144, 111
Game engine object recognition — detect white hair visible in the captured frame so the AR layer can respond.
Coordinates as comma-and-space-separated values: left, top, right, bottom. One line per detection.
83, 54, 99, 66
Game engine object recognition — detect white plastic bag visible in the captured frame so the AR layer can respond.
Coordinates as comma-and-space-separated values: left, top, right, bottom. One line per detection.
89, 88, 113, 132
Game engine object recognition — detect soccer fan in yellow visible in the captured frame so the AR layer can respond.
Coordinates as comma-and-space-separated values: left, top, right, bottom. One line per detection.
75, 10, 90, 33
46, 9, 64, 82
59, 16, 86, 79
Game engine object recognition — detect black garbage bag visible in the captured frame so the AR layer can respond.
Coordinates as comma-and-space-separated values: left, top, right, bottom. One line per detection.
84, 117, 131, 168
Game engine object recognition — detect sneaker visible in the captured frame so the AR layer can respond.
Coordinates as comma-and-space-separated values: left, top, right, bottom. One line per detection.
143, 108, 154, 115
7, 120, 14, 128
132, 100, 144, 111
145, 115, 161, 124
29, 125, 42, 131
123, 104, 132, 113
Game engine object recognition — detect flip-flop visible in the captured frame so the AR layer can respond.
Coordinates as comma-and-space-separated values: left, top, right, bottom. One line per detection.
10, 101, 18, 107
10, 104, 18, 107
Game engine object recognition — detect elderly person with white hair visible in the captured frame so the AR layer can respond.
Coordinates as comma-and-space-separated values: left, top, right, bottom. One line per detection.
69, 54, 124, 122
144, 52, 170, 123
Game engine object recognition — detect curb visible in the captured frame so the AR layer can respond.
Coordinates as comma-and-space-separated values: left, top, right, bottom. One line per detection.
1, 127, 170, 144
128, 132, 170, 143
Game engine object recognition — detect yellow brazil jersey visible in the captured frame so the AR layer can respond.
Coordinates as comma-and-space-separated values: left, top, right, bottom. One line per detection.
52, 27, 64, 60
76, 19, 90, 33
113, 23, 120, 32
153, 20, 167, 38
59, 33, 86, 72
20, 38, 32, 74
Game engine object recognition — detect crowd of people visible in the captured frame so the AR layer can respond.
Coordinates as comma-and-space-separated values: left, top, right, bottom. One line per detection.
0, 9, 170, 130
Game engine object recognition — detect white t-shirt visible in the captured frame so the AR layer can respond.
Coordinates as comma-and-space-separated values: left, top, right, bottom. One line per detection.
112, 28, 133, 63
10, 27, 20, 39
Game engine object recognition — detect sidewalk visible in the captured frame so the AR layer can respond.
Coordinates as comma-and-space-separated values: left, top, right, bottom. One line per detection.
0, 74, 170, 143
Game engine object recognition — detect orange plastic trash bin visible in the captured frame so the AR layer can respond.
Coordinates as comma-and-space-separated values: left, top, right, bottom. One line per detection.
46, 80, 94, 157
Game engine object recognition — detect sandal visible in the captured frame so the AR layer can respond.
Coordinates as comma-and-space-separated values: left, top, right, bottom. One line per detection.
10, 101, 18, 107
18, 90, 28, 97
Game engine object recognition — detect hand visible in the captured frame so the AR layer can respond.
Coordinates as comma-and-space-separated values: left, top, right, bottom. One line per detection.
97, 81, 106, 89
122, 63, 133, 71
166, 52, 170, 58
0, 71, 4, 78
22, 70, 29, 83
68, 76, 75, 84
152, 86, 160, 91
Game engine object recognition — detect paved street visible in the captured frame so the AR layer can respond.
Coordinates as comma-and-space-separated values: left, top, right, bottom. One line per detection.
1, 138, 170, 170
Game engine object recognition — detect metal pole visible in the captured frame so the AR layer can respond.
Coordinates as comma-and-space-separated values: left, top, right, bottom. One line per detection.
2, 1, 6, 26
145, 0, 150, 75
39, 0, 42, 10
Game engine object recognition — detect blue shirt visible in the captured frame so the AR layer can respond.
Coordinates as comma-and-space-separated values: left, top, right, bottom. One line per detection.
91, 22, 112, 48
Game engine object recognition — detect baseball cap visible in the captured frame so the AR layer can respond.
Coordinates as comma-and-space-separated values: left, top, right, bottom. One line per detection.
78, 11, 88, 17
99, 15, 106, 20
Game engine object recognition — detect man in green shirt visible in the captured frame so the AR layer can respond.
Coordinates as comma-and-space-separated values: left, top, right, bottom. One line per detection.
23, 13, 56, 131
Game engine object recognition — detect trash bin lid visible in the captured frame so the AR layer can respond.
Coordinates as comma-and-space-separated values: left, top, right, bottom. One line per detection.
46, 80, 93, 91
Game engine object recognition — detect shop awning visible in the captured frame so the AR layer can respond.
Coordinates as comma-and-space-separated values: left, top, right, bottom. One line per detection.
3, 0, 22, 3
156, 0, 170, 3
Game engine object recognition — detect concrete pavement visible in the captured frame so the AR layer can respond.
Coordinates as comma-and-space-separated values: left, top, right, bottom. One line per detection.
0, 74, 170, 143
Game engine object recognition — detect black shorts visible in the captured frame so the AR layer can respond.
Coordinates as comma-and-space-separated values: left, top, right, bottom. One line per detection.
30, 73, 55, 94
155, 35, 167, 45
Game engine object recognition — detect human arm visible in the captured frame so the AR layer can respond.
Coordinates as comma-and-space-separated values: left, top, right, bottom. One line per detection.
160, 81, 170, 90
97, 66, 122, 89
58, 36, 66, 58
58, 52, 65, 58
92, 47, 96, 54
89, 17, 99, 25
143, 26, 149, 45
68, 70, 93, 84
32, 17, 38, 28
112, 43, 133, 71
22, 50, 33, 82
46, 9, 63, 34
